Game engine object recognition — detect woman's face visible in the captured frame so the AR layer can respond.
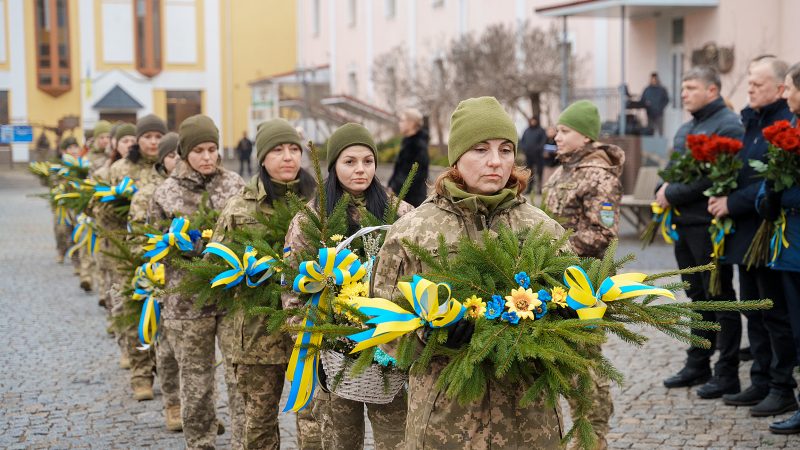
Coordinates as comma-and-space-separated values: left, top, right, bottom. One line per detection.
335, 145, 375, 196
162, 152, 179, 174
263, 143, 302, 183
398, 114, 418, 136
783, 74, 800, 116
138, 131, 163, 158
554, 124, 590, 154
186, 141, 219, 176
454, 139, 515, 195
64, 145, 82, 158
117, 135, 135, 158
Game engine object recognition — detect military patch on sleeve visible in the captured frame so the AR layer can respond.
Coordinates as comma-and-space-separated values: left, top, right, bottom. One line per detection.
600, 202, 615, 228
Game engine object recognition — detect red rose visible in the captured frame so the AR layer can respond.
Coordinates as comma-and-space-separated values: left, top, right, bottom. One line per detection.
763, 120, 793, 143
783, 135, 800, 152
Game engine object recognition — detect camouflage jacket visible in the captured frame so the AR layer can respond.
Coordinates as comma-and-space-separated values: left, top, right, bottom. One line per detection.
95, 157, 162, 230
86, 146, 108, 178
212, 175, 304, 365
371, 191, 565, 450
128, 166, 167, 226
149, 160, 245, 320
281, 196, 414, 311
543, 142, 624, 258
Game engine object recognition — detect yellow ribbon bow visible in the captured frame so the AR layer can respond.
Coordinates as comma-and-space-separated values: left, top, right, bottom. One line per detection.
650, 203, 680, 244
769, 211, 790, 266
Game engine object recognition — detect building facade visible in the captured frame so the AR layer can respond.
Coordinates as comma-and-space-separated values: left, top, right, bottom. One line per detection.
0, 0, 297, 162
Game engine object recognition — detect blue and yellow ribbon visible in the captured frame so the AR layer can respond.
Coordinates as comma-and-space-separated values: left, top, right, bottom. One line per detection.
710, 218, 734, 261
563, 266, 675, 320
131, 262, 166, 301
29, 161, 51, 177
143, 217, 194, 262
66, 213, 97, 257
344, 275, 466, 354
650, 203, 680, 244
283, 248, 366, 412
138, 296, 161, 349
769, 211, 790, 266
57, 154, 90, 177
94, 176, 138, 202
203, 243, 278, 289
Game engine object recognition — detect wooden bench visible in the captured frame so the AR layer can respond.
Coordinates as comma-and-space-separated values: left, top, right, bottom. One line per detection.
620, 166, 660, 232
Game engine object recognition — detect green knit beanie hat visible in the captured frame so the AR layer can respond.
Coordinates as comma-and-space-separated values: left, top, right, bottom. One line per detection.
136, 114, 168, 140
557, 100, 600, 142
256, 118, 303, 163
178, 114, 219, 159
326, 123, 376, 169
447, 96, 518, 166
60, 136, 79, 151
158, 132, 179, 163
115, 123, 136, 141
93, 120, 112, 138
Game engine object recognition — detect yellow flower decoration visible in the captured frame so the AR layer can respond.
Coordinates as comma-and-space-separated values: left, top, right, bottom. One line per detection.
330, 234, 344, 243
336, 281, 368, 302
550, 286, 568, 308
505, 287, 541, 320
463, 295, 486, 319
201, 229, 214, 239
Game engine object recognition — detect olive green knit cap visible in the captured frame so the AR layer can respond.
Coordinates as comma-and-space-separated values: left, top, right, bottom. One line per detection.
447, 96, 518, 166
93, 120, 112, 138
177, 114, 219, 159
557, 100, 600, 142
256, 119, 303, 163
60, 136, 79, 151
136, 114, 168, 140
158, 132, 179, 163
326, 123, 376, 169
114, 123, 136, 141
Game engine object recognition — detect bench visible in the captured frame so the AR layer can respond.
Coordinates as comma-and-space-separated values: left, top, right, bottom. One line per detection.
620, 166, 660, 232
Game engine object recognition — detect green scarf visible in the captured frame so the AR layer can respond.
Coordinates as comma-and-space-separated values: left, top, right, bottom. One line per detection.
443, 179, 518, 214
268, 178, 300, 199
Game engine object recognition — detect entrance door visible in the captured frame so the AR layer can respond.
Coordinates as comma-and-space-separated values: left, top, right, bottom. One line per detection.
656, 16, 686, 149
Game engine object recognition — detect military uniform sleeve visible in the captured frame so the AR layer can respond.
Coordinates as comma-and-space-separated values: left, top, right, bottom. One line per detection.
570, 168, 622, 258
281, 211, 311, 311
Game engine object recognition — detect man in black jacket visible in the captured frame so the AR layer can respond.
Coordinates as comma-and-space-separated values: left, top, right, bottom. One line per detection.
388, 108, 429, 207
656, 66, 743, 398
519, 116, 548, 193
642, 73, 670, 136
708, 57, 798, 416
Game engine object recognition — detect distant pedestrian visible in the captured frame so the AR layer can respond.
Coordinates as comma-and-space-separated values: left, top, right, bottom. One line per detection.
641, 72, 670, 135
236, 131, 253, 176
519, 116, 547, 193
388, 108, 430, 206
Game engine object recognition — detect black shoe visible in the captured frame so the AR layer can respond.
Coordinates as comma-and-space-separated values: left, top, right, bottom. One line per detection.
697, 376, 740, 399
770, 410, 800, 434
723, 384, 769, 406
751, 391, 799, 417
663, 366, 711, 388
739, 346, 753, 361
80, 280, 92, 292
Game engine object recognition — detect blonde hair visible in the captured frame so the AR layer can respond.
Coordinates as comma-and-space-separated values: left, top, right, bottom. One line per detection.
401, 108, 424, 129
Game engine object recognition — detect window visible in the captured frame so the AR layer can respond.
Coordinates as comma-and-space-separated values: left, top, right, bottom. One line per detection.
348, 71, 358, 96
34, 0, 71, 97
672, 18, 684, 45
0, 91, 8, 125
348, 0, 357, 27
166, 91, 202, 131
312, 0, 320, 36
385, 0, 396, 19
134, 0, 162, 77
432, 0, 444, 8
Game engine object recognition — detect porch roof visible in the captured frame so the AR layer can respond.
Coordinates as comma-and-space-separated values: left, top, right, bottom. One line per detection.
535, 0, 718, 18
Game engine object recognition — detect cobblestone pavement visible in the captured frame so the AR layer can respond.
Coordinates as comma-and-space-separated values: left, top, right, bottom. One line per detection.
1, 166, 798, 449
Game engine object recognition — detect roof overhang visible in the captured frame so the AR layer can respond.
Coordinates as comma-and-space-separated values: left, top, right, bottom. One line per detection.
535, 0, 718, 18
320, 96, 395, 124
249, 65, 330, 87
92, 84, 144, 111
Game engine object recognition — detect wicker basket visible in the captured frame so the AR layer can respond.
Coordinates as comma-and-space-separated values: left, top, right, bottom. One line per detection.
321, 350, 407, 404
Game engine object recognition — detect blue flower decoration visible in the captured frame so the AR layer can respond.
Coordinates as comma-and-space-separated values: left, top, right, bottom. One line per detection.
373, 348, 397, 367
501, 311, 520, 325
485, 296, 504, 320
537, 289, 552, 302
534, 300, 548, 319
188, 229, 202, 243
514, 272, 530, 289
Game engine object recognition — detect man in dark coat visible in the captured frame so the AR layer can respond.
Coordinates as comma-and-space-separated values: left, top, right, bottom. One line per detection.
519, 116, 548, 193
388, 108, 429, 207
708, 57, 798, 416
236, 131, 254, 176
642, 73, 670, 135
656, 66, 743, 398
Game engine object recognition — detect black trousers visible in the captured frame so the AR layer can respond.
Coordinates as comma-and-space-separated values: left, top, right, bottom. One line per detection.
674, 224, 740, 377
782, 271, 800, 365
740, 266, 797, 394
239, 157, 252, 176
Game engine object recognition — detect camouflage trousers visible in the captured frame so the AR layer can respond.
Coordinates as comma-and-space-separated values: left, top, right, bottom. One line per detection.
78, 245, 95, 287
566, 347, 613, 450
231, 364, 322, 450
312, 389, 406, 450
109, 279, 156, 390
53, 219, 78, 269
93, 242, 113, 314
155, 322, 181, 410
218, 314, 244, 449
162, 316, 240, 450
405, 359, 562, 450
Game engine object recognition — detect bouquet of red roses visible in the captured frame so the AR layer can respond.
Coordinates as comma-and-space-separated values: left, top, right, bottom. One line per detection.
686, 133, 743, 295
744, 121, 800, 268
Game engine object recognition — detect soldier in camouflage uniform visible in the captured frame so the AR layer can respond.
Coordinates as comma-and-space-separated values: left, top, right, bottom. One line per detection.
105, 116, 166, 399
128, 131, 183, 431
148, 115, 245, 450
543, 100, 624, 450
283, 123, 412, 450
212, 119, 319, 449
372, 97, 566, 450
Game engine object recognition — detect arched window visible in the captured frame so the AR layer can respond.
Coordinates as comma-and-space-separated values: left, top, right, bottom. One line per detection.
134, 0, 162, 77
34, 0, 71, 97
